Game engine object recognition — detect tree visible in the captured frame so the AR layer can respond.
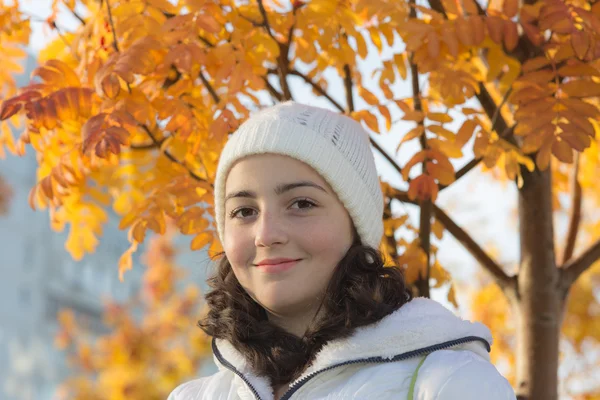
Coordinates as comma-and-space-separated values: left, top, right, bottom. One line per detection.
1, 0, 600, 398
54, 224, 210, 400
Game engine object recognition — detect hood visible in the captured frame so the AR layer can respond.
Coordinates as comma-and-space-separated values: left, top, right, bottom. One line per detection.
213, 297, 493, 398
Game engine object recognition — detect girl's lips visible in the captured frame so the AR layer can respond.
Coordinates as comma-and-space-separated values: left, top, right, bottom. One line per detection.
257, 259, 300, 273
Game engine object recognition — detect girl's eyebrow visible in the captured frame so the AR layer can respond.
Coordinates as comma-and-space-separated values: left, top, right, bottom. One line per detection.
225, 180, 328, 202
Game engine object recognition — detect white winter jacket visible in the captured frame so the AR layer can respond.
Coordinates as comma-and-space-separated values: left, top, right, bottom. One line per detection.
168, 298, 516, 400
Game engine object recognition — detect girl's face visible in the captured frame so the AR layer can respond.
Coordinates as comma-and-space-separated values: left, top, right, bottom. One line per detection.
223, 154, 354, 321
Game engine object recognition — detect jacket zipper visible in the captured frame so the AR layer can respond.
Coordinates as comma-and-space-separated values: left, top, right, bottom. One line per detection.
212, 336, 490, 400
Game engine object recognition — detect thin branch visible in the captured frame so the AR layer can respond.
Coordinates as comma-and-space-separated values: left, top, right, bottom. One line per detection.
257, 0, 277, 42
262, 77, 283, 101
383, 198, 399, 261
105, 0, 120, 53
561, 239, 600, 288
477, 83, 510, 139
490, 87, 513, 133
69, 7, 86, 25
433, 204, 514, 289
343, 64, 354, 113
370, 137, 405, 178
198, 70, 220, 104
409, 0, 431, 298
130, 142, 161, 150
288, 69, 344, 112
562, 153, 582, 265
140, 125, 208, 183
198, 36, 215, 47
439, 158, 481, 191
257, 0, 292, 100
48, 21, 81, 62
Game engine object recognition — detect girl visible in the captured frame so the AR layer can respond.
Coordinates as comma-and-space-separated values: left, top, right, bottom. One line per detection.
168, 101, 516, 400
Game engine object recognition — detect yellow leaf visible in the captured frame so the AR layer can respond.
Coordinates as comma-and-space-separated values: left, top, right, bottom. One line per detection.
552, 138, 574, 163
354, 110, 379, 133
394, 53, 408, 80
430, 261, 450, 288
402, 110, 425, 122
118, 242, 138, 282
462, 107, 483, 115
427, 112, 453, 123
535, 136, 554, 170
370, 28, 383, 52
562, 80, 600, 97
402, 150, 428, 181
426, 161, 456, 185
196, 14, 221, 33
397, 125, 425, 153
502, 0, 519, 18
456, 119, 478, 146
447, 285, 458, 307
571, 31, 590, 59
378, 105, 392, 131
503, 20, 519, 51
356, 32, 368, 59
428, 125, 455, 140
462, 0, 480, 15
132, 220, 147, 243
191, 232, 212, 251
557, 63, 600, 77
522, 56, 552, 73
359, 86, 379, 106
427, 138, 464, 158
408, 174, 439, 202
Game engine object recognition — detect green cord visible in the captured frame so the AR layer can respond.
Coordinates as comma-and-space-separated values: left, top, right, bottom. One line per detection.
407, 356, 428, 400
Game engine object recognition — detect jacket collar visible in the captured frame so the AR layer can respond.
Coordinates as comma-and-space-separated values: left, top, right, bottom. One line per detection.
213, 297, 493, 397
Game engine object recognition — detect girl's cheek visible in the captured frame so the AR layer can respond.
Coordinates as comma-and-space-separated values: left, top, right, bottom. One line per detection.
224, 230, 253, 264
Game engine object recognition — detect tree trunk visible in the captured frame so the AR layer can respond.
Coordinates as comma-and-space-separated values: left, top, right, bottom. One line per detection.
514, 168, 563, 400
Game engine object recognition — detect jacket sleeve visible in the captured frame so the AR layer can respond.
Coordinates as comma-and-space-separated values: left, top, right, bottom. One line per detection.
415, 349, 516, 400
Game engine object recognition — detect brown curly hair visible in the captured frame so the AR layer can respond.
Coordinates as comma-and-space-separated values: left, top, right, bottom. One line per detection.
197, 236, 413, 386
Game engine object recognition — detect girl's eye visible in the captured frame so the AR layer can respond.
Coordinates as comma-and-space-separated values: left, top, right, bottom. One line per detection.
291, 199, 317, 210
229, 207, 256, 219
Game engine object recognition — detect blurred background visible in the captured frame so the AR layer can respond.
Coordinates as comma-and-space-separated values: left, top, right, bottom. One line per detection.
1, 0, 599, 399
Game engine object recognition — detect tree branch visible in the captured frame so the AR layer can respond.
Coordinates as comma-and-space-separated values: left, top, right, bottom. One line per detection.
105, 0, 120, 53
140, 125, 208, 183
257, 0, 277, 42
409, 0, 432, 298
561, 239, 600, 288
198, 70, 220, 104
383, 198, 399, 261
257, 0, 292, 100
562, 153, 582, 265
69, 7, 86, 25
439, 158, 481, 190
288, 69, 345, 112
433, 204, 514, 289
343, 64, 354, 113
262, 77, 283, 101
370, 137, 405, 178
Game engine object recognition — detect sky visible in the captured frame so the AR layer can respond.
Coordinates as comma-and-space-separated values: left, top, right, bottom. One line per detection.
15, 0, 524, 312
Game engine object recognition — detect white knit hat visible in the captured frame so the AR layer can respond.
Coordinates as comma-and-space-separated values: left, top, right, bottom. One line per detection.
214, 101, 384, 249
